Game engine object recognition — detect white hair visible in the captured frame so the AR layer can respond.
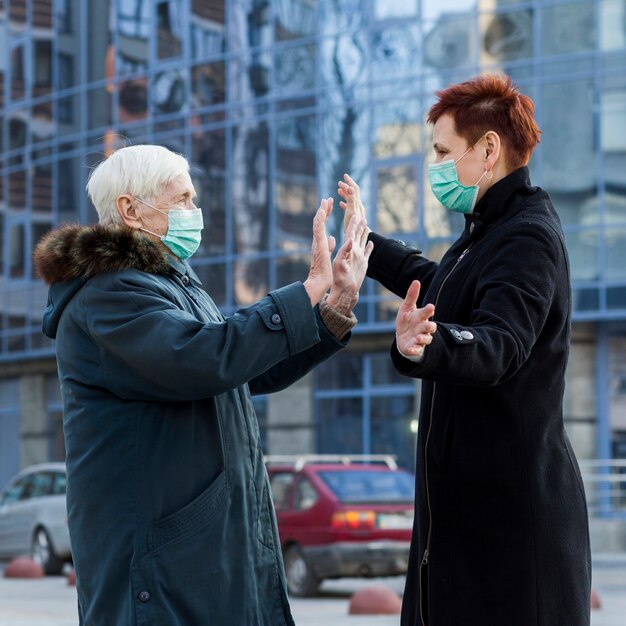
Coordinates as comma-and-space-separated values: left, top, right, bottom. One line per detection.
86, 145, 190, 225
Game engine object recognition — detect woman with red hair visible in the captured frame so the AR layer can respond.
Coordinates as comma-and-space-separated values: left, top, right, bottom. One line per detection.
339, 74, 591, 626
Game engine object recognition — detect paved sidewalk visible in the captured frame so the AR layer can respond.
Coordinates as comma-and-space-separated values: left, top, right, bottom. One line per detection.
0, 562, 625, 625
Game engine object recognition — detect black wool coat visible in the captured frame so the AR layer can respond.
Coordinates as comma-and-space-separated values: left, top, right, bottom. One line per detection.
367, 167, 591, 626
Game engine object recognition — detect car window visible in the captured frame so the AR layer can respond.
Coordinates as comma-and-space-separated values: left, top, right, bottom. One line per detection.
30, 472, 54, 498
1, 475, 33, 504
293, 477, 319, 511
18, 475, 35, 500
52, 472, 67, 495
269, 472, 294, 511
318, 470, 415, 503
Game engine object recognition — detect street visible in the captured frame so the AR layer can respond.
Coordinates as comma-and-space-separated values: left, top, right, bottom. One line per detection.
1, 560, 626, 626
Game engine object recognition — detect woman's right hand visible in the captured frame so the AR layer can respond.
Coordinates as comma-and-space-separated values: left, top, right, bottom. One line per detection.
338, 174, 370, 237
303, 198, 336, 306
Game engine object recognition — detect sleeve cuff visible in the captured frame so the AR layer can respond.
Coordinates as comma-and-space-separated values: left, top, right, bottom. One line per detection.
319, 294, 357, 340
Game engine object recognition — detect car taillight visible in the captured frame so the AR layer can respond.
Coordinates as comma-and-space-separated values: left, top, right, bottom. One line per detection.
331, 511, 376, 529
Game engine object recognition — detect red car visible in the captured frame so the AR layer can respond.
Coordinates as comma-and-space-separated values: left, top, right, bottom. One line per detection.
265, 455, 414, 596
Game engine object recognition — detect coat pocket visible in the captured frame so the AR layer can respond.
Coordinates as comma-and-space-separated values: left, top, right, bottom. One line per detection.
147, 470, 228, 553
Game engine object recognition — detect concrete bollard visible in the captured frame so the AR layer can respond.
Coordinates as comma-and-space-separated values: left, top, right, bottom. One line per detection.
4, 557, 44, 579
348, 585, 402, 615
590, 588, 602, 610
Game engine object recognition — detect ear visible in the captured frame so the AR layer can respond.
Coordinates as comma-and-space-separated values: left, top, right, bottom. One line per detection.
483, 131, 501, 173
116, 194, 142, 230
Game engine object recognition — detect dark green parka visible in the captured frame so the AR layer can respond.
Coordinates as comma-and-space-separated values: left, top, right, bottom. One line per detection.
34, 224, 349, 626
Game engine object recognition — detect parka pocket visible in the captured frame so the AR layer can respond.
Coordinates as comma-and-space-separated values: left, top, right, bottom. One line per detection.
147, 470, 228, 553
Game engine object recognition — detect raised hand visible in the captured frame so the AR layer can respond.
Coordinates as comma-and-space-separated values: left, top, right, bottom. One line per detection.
396, 281, 437, 360
337, 174, 369, 237
303, 198, 336, 306
327, 215, 374, 315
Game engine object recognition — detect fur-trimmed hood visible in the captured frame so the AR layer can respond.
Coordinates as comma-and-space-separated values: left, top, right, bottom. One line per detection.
34, 223, 172, 286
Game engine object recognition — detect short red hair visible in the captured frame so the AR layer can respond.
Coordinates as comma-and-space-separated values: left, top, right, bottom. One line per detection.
427, 74, 541, 170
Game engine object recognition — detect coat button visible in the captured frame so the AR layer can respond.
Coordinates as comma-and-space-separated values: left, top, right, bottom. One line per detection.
271, 313, 282, 325
181, 275, 190, 286
138, 591, 151, 603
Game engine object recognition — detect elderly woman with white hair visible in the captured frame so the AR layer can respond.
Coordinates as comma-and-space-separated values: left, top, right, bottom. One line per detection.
34, 144, 372, 626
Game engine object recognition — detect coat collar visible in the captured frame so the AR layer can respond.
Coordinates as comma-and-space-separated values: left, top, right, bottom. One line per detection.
466, 166, 536, 230
33, 223, 178, 286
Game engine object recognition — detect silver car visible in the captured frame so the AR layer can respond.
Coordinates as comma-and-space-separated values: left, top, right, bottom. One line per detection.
0, 463, 71, 574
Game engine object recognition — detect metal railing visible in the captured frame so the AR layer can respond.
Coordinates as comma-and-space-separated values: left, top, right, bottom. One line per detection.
263, 454, 399, 471
579, 460, 626, 518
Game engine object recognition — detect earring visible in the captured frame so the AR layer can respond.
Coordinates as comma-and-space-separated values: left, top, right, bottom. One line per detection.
485, 170, 493, 181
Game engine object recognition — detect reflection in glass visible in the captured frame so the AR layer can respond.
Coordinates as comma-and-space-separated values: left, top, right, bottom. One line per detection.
190, 0, 225, 59
540, 3, 595, 56
317, 397, 363, 454
157, 1, 183, 59
275, 0, 317, 41
315, 351, 362, 390
480, 10, 533, 65
601, 78, 626, 192
32, 163, 52, 216
8, 170, 26, 210
372, 99, 421, 158
423, 13, 477, 70
232, 124, 270, 296
541, 80, 596, 195
565, 229, 599, 283
276, 116, 316, 243
374, 0, 418, 21
275, 44, 316, 96
234, 258, 269, 306
320, 34, 368, 89
423, 0, 474, 22
371, 395, 416, 472
10, 45, 25, 101
193, 263, 227, 308
151, 70, 187, 115
191, 62, 225, 107
33, 40, 52, 96
376, 164, 418, 235
372, 24, 420, 82
192, 129, 227, 255
57, 157, 78, 224
601, 0, 626, 51
9, 224, 25, 278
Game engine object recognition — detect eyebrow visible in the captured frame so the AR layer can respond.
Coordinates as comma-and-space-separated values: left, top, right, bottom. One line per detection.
433, 142, 448, 151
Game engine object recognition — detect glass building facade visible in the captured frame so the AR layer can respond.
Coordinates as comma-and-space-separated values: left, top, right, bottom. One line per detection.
1, 0, 626, 485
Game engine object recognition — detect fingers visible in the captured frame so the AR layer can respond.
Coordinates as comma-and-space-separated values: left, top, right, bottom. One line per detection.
364, 240, 374, 260
328, 235, 336, 254
343, 173, 359, 189
401, 280, 421, 311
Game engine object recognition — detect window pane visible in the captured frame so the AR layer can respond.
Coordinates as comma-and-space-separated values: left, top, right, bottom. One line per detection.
157, 1, 183, 60
275, 0, 317, 41
192, 62, 226, 107
376, 165, 418, 235
540, 3, 595, 56
371, 395, 417, 472
601, 0, 626, 51
10, 45, 25, 101
192, 129, 227, 255
191, 0, 225, 59
480, 10, 533, 65
315, 352, 362, 390
317, 397, 363, 453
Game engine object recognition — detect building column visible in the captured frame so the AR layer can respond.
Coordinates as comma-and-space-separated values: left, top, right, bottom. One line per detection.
19, 375, 50, 468
266, 372, 314, 454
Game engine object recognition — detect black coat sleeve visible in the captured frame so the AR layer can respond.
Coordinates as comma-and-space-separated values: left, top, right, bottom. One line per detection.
367, 232, 439, 303
391, 221, 565, 386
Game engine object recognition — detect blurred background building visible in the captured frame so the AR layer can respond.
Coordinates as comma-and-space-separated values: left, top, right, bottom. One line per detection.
1, 0, 626, 502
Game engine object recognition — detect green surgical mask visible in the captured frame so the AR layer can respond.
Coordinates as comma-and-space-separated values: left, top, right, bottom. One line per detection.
136, 198, 204, 260
428, 143, 489, 214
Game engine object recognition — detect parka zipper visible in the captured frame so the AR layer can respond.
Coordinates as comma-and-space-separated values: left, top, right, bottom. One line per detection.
419, 245, 471, 626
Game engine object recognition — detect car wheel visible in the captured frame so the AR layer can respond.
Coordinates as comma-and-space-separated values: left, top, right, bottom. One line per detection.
31, 527, 64, 576
283, 544, 320, 597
